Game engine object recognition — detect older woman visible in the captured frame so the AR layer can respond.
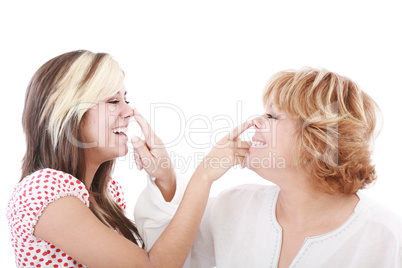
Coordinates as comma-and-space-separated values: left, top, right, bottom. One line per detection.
138, 67, 402, 267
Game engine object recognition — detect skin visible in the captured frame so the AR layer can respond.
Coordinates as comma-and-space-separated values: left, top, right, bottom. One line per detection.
34, 83, 252, 267
80, 86, 135, 188
81, 86, 176, 200
245, 104, 359, 268
131, 108, 176, 201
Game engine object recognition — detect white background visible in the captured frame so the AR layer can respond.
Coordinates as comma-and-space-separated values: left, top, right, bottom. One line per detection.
1, 0, 401, 265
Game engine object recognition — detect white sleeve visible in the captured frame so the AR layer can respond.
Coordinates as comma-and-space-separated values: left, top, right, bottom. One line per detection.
134, 174, 187, 251
134, 173, 217, 268
187, 197, 217, 268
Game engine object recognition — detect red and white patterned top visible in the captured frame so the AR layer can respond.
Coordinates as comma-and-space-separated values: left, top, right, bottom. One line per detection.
6, 168, 126, 268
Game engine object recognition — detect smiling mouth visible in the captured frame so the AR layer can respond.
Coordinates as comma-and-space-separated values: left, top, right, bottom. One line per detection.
251, 141, 266, 148
112, 127, 128, 138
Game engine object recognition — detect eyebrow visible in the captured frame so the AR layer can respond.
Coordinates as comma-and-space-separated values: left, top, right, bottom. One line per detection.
114, 91, 127, 96
268, 103, 283, 116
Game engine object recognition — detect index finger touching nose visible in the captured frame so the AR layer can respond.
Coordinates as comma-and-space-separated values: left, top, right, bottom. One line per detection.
229, 120, 253, 141
133, 109, 155, 142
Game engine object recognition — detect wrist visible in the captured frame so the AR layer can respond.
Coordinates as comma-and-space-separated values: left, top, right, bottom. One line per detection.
155, 169, 176, 202
192, 166, 215, 186
156, 169, 176, 184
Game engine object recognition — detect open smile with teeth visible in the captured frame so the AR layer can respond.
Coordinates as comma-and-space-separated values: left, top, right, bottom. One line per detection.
112, 127, 128, 137
252, 141, 266, 147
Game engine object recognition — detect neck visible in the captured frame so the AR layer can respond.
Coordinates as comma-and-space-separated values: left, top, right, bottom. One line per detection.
275, 177, 359, 232
84, 161, 100, 189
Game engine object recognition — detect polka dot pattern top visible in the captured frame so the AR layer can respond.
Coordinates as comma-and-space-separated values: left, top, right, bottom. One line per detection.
6, 168, 126, 268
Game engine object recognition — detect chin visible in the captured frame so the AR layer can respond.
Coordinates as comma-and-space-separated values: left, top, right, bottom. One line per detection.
245, 151, 264, 170
245, 164, 278, 184
117, 145, 129, 157
249, 151, 287, 168
104, 146, 129, 161
245, 152, 287, 178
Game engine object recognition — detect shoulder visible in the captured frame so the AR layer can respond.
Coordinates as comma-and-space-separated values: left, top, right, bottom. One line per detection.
358, 192, 402, 243
11, 168, 90, 205
202, 184, 279, 233
7, 168, 90, 243
107, 177, 126, 209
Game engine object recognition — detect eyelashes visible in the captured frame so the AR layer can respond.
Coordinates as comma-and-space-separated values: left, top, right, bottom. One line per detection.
108, 100, 130, 104
266, 113, 278, 120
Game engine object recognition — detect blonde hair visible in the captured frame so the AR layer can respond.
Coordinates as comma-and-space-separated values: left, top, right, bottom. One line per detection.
263, 67, 380, 194
22, 50, 143, 247
40, 51, 124, 149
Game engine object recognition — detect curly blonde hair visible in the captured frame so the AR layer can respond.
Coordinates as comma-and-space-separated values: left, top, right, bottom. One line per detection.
263, 67, 380, 194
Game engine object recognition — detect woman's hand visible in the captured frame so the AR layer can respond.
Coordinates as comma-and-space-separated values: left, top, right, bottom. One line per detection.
195, 120, 252, 183
131, 108, 175, 201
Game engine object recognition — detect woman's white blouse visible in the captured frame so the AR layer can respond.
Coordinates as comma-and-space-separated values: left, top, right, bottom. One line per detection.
135, 177, 402, 268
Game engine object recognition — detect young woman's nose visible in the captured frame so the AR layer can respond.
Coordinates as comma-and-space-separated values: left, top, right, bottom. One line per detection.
121, 103, 134, 119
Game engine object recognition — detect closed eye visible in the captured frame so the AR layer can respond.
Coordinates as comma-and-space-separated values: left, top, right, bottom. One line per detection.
266, 114, 278, 119
108, 100, 130, 104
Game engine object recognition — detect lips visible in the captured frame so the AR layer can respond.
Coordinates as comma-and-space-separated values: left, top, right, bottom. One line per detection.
112, 126, 128, 140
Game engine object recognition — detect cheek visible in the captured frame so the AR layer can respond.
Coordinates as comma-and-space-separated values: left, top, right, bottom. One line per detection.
81, 119, 111, 146
105, 110, 120, 129
81, 121, 98, 142
81, 108, 103, 141
248, 136, 294, 166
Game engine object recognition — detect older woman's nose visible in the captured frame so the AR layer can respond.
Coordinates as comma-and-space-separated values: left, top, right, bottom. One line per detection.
252, 116, 265, 129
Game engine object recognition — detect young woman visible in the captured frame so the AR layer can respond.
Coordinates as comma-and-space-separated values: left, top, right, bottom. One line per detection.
139, 67, 402, 267
6, 50, 252, 267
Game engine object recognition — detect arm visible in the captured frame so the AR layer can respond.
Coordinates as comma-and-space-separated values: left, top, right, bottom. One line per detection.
154, 171, 176, 202
189, 197, 217, 268
147, 170, 212, 266
34, 173, 211, 268
134, 173, 187, 251
34, 121, 251, 267
148, 116, 252, 266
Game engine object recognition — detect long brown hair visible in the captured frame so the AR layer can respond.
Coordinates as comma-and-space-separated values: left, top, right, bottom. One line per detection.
21, 50, 144, 247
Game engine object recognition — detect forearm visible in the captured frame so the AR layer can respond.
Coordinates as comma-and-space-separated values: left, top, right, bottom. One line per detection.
148, 169, 212, 267
140, 121, 251, 267
155, 169, 176, 202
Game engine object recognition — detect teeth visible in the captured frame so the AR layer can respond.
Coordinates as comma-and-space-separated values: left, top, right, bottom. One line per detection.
252, 141, 266, 147
112, 127, 128, 135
